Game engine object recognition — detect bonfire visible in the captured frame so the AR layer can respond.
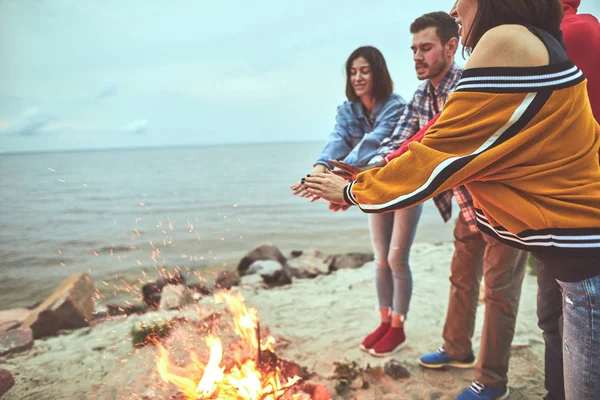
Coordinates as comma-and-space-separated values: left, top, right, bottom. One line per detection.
155, 291, 302, 399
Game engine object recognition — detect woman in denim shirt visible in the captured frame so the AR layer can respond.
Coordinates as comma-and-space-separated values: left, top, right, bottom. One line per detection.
293, 46, 423, 357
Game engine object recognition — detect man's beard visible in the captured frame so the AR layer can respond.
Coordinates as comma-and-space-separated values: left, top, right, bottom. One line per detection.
418, 49, 448, 81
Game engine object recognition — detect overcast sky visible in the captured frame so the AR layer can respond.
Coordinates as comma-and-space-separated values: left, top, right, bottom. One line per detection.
1, 0, 598, 153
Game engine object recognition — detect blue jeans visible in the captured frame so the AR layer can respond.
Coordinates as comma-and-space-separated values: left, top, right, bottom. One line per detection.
557, 273, 600, 400
535, 258, 565, 400
369, 204, 422, 318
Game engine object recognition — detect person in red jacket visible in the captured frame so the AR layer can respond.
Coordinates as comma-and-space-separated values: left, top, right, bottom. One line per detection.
562, 0, 600, 123
536, 2, 600, 399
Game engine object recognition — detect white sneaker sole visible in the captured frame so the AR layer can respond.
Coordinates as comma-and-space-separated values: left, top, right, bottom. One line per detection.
418, 359, 477, 369
368, 340, 407, 357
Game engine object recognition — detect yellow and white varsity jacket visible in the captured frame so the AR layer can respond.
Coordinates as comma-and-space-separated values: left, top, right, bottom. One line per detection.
344, 61, 600, 281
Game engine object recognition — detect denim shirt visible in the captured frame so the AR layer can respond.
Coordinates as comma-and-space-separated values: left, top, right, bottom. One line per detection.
315, 93, 405, 168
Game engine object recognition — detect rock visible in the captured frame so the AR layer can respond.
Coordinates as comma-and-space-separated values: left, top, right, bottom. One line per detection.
247, 260, 292, 287
240, 274, 267, 289
159, 285, 195, 310
237, 244, 287, 276
22, 273, 95, 339
332, 253, 374, 270
290, 250, 303, 258
185, 283, 212, 296
214, 270, 240, 290
105, 302, 146, 317
142, 282, 163, 308
383, 359, 410, 380
0, 369, 15, 397
0, 308, 31, 334
287, 249, 335, 278
0, 327, 34, 356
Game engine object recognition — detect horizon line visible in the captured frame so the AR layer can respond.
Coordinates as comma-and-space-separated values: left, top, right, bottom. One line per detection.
0, 139, 324, 156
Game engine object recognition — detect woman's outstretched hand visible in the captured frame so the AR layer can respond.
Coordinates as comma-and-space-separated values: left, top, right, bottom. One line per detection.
303, 170, 348, 204
328, 202, 351, 212
290, 164, 329, 202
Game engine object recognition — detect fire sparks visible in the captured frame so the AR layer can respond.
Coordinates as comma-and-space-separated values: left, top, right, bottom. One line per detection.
156, 292, 301, 399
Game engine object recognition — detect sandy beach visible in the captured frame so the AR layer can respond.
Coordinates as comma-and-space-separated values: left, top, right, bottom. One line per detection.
0, 242, 545, 399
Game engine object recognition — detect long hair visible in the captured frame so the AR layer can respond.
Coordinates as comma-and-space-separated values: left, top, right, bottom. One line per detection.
464, 0, 563, 52
345, 46, 393, 102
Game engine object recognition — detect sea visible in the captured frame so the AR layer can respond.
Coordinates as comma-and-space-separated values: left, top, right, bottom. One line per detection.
0, 143, 454, 309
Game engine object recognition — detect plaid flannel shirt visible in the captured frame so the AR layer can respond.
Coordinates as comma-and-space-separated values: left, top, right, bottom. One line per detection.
377, 63, 478, 232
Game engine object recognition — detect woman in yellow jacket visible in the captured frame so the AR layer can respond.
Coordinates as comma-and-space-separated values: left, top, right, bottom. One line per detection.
304, 1, 600, 399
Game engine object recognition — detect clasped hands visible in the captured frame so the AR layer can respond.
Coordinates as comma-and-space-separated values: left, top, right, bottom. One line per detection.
290, 160, 382, 209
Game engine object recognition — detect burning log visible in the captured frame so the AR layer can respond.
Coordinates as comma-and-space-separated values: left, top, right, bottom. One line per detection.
154, 291, 310, 399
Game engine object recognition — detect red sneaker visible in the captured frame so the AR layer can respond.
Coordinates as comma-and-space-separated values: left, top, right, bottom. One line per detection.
369, 326, 406, 357
360, 322, 391, 352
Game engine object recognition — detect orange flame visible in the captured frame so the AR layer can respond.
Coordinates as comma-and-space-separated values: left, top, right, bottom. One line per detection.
156, 291, 300, 399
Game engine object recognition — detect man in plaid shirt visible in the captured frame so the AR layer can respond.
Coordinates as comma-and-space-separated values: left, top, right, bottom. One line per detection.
363, 11, 527, 398
372, 61, 479, 233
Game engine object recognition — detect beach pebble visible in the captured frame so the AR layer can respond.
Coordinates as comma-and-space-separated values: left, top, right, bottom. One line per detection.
383, 359, 410, 380
237, 244, 287, 275
0, 368, 15, 397
0, 327, 34, 356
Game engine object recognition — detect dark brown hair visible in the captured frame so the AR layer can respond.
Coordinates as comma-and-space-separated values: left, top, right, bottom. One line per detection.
410, 11, 459, 45
345, 46, 393, 102
464, 0, 563, 52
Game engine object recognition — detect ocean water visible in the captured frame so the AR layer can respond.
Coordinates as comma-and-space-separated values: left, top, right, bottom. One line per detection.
0, 143, 453, 308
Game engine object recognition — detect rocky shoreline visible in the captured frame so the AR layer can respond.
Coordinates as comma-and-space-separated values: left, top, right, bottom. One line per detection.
0, 242, 545, 399
0, 243, 373, 399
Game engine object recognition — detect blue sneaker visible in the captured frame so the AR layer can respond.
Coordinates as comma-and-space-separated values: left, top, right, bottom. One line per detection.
419, 347, 476, 369
456, 381, 509, 400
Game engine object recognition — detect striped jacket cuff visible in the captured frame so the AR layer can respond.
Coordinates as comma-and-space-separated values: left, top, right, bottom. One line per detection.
343, 182, 359, 206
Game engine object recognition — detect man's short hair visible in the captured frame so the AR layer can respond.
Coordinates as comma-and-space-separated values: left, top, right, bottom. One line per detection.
410, 11, 459, 44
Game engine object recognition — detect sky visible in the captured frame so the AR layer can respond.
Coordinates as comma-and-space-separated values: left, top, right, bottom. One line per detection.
0, 0, 598, 153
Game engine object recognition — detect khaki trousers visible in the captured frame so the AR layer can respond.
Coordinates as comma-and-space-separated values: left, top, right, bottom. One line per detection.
442, 213, 527, 388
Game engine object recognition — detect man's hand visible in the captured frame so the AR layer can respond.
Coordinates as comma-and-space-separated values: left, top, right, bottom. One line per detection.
329, 160, 385, 181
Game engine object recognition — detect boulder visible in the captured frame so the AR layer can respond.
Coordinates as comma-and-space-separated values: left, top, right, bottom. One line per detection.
0, 369, 15, 397
287, 249, 335, 278
332, 253, 374, 270
0, 327, 34, 356
237, 244, 287, 276
0, 308, 30, 334
159, 285, 195, 310
21, 273, 95, 339
247, 260, 292, 287
214, 270, 240, 290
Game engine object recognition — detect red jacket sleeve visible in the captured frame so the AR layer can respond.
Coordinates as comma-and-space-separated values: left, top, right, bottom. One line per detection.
383, 114, 441, 164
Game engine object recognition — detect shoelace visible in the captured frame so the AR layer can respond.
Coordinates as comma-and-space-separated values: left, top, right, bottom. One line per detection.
436, 347, 446, 355
469, 381, 485, 395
